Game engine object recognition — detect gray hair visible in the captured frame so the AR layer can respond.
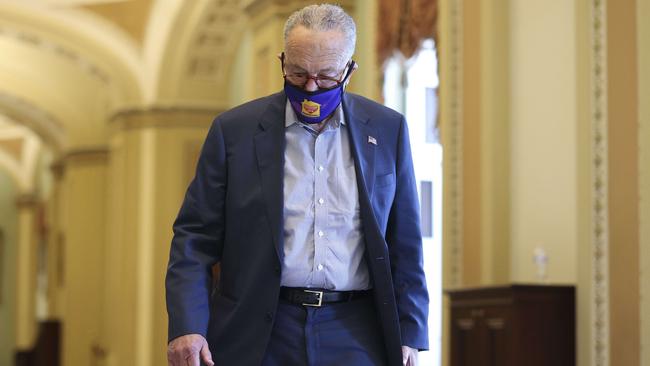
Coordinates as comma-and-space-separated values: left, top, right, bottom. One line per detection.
284, 4, 357, 59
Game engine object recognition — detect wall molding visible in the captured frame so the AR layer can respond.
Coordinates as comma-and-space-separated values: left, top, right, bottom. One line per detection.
14, 193, 38, 209
590, 0, 610, 364
448, 0, 464, 287
62, 148, 109, 166
108, 106, 223, 131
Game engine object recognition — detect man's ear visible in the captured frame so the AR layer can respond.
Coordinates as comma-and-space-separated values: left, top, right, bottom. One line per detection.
343, 62, 359, 88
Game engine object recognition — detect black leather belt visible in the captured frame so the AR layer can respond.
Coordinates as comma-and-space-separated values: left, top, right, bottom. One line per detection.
280, 287, 371, 307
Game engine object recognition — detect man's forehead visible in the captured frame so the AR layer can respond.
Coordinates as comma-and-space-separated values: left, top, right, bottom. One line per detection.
284, 28, 348, 69
286, 27, 346, 50
287, 25, 344, 40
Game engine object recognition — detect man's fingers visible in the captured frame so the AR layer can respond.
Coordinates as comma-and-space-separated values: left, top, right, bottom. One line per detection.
168, 345, 186, 366
168, 334, 210, 366
186, 351, 200, 366
200, 343, 214, 366
401, 346, 417, 366
403, 353, 412, 366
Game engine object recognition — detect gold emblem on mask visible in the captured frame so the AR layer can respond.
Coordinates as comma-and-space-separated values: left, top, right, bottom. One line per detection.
301, 99, 321, 117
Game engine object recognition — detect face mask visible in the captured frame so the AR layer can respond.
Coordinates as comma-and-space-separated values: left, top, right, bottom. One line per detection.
284, 82, 344, 124
283, 60, 355, 124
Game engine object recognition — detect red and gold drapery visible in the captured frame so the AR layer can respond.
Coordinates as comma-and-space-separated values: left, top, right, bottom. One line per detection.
377, 0, 438, 66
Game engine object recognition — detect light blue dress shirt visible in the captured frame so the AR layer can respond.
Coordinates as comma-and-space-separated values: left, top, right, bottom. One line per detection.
281, 101, 371, 291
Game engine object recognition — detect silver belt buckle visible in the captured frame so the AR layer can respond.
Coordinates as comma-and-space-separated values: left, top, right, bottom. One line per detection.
302, 290, 323, 307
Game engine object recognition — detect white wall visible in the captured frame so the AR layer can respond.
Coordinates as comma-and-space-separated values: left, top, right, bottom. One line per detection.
509, 0, 577, 283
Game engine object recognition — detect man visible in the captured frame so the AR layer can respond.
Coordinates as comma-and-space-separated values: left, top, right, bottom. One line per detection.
166, 4, 428, 366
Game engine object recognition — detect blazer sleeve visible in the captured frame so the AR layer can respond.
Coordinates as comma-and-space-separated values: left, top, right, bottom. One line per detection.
165, 118, 227, 342
385, 116, 430, 350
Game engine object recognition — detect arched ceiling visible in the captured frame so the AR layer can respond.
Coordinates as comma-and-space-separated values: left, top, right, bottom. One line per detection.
80, 0, 154, 46
0, 1, 144, 149
0, 0, 246, 151
155, 0, 245, 108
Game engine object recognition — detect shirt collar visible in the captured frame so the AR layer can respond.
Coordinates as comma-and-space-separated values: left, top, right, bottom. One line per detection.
284, 100, 346, 129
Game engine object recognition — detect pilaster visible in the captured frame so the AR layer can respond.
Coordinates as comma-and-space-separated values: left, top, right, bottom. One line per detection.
638, 0, 650, 363
59, 148, 108, 366
46, 161, 64, 319
104, 107, 215, 366
607, 0, 640, 363
14, 193, 38, 351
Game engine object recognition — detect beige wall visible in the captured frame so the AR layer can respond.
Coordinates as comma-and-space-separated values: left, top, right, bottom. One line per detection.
509, 0, 578, 284
479, 0, 511, 285
575, 1, 593, 365
443, 0, 579, 287
0, 169, 18, 366
229, 30, 254, 107
638, 0, 650, 364
440, 1, 647, 364
460, 0, 483, 286
607, 0, 640, 364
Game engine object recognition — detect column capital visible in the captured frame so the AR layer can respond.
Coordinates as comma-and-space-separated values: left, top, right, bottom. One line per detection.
108, 106, 221, 132
15, 193, 38, 209
62, 148, 109, 166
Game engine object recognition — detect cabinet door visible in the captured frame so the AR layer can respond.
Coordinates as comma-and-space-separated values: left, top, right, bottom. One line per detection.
450, 308, 483, 366
451, 306, 511, 366
481, 307, 510, 366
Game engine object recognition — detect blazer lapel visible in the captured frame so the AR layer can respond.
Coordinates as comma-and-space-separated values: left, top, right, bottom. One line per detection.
254, 93, 286, 262
343, 95, 376, 200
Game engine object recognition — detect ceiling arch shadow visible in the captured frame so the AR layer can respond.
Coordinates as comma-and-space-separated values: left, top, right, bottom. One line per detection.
154, 0, 246, 108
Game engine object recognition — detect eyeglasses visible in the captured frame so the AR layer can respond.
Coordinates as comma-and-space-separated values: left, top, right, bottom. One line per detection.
280, 52, 354, 89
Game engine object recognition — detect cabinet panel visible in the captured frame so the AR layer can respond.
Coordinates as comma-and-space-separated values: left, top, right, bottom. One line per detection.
483, 310, 509, 366
447, 285, 575, 366
451, 309, 480, 366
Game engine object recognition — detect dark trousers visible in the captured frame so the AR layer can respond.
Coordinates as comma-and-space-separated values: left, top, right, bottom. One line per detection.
261, 295, 388, 366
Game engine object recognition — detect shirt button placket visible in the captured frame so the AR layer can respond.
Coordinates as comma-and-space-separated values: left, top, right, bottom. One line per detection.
313, 135, 327, 286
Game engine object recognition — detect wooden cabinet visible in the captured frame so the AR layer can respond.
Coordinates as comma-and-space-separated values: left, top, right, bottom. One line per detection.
446, 284, 575, 366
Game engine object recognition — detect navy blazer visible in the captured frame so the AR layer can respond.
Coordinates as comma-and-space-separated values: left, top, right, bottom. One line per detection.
166, 91, 429, 366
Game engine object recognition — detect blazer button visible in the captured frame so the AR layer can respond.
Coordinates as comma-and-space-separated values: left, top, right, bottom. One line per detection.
274, 266, 281, 275
265, 312, 274, 322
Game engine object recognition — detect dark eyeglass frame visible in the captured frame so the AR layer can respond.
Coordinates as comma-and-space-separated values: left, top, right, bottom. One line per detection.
280, 52, 355, 89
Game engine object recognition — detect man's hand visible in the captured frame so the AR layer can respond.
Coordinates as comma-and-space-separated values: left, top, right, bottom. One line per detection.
402, 345, 418, 366
167, 334, 214, 366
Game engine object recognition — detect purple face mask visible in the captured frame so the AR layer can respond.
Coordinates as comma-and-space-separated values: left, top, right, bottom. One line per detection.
283, 58, 355, 124
284, 82, 345, 124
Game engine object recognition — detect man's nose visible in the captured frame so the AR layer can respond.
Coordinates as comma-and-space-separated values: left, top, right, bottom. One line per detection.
304, 78, 319, 92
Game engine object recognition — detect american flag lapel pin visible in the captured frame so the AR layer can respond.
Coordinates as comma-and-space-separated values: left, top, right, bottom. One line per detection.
368, 135, 377, 145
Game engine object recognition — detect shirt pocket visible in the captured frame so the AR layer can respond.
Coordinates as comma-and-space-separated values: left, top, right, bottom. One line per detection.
331, 163, 360, 216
